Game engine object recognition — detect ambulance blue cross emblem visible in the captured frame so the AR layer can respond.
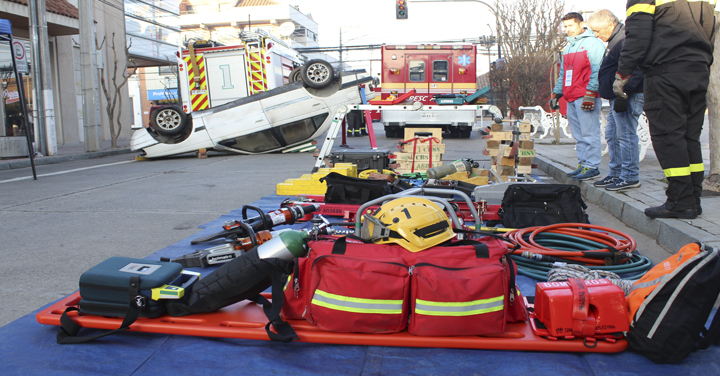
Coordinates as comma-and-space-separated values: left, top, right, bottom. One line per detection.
458, 54, 472, 66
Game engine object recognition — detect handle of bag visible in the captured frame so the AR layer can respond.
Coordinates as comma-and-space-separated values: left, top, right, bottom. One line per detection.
249, 265, 299, 343
57, 276, 142, 344
568, 278, 596, 338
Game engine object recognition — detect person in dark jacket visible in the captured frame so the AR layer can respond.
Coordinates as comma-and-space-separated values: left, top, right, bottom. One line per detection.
614, 0, 715, 219
586, 10, 645, 191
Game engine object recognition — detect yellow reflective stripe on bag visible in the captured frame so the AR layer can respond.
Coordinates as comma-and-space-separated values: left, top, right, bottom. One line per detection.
414, 295, 504, 317
311, 289, 403, 314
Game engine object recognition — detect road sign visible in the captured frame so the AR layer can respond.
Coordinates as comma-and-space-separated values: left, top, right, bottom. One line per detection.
13, 40, 28, 74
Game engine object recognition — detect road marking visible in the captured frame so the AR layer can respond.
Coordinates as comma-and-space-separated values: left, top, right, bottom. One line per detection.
0, 160, 135, 184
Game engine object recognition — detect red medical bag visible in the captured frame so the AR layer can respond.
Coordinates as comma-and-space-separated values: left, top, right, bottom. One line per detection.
283, 236, 527, 336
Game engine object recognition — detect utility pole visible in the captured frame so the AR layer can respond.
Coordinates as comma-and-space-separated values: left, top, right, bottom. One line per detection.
27, 0, 45, 155
37, 0, 57, 155
79, 0, 101, 152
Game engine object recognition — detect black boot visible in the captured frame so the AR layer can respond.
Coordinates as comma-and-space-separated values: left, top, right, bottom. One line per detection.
645, 204, 698, 219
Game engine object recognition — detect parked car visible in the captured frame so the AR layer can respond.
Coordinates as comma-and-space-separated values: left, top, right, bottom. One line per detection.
131, 60, 374, 158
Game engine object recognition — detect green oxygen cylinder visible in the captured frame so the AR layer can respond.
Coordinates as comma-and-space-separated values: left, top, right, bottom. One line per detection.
256, 230, 310, 260
426, 159, 472, 179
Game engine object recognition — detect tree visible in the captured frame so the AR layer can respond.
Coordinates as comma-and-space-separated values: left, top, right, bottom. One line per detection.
96, 33, 137, 148
703, 11, 720, 193
491, 0, 566, 118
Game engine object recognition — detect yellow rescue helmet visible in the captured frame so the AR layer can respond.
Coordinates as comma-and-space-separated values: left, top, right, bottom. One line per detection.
361, 197, 454, 252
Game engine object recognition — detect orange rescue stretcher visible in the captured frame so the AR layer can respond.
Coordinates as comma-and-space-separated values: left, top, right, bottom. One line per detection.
37, 292, 627, 353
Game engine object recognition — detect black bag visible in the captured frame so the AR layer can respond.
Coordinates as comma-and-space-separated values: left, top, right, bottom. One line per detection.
165, 247, 298, 343
58, 257, 195, 344
498, 184, 589, 228
320, 171, 392, 205
627, 244, 720, 363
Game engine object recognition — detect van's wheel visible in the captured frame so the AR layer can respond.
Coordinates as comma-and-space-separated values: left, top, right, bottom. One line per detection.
289, 67, 302, 83
149, 106, 186, 136
461, 129, 472, 138
301, 59, 334, 89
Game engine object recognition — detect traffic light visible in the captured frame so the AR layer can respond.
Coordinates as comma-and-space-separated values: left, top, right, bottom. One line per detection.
396, 0, 408, 19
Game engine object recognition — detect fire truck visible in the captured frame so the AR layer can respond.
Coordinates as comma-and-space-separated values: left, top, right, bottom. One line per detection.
146, 31, 304, 136
373, 44, 491, 138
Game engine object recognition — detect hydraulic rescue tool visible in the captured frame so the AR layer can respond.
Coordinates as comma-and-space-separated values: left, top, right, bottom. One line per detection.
190, 204, 319, 245
173, 230, 284, 268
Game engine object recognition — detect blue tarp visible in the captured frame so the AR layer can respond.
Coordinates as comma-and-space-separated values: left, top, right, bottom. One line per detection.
0, 19, 12, 36
1, 195, 718, 375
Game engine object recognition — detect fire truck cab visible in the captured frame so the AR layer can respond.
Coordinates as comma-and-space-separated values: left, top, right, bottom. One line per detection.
376, 44, 485, 138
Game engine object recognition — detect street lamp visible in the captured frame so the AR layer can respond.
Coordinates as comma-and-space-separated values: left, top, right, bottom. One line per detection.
409, 0, 501, 59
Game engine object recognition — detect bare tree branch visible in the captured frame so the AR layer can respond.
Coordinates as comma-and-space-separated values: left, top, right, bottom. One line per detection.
492, 0, 566, 117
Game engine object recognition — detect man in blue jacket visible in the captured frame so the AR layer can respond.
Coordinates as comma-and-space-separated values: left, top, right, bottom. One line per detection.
587, 10, 644, 191
550, 12, 606, 181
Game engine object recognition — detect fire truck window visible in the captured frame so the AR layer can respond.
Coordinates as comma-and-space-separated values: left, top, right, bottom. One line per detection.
433, 61, 449, 82
408, 60, 425, 82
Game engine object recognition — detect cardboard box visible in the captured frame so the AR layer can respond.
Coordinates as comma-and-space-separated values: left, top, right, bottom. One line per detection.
403, 127, 443, 141
491, 123, 504, 132
518, 123, 532, 133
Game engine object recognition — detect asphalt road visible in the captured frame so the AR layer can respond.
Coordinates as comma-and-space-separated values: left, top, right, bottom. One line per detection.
0, 126, 669, 328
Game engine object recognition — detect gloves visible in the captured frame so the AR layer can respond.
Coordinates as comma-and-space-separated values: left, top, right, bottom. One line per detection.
580, 91, 598, 111
613, 97, 628, 113
613, 72, 630, 99
549, 93, 562, 110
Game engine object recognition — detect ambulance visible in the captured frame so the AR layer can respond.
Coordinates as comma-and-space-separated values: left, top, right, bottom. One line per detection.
374, 44, 488, 138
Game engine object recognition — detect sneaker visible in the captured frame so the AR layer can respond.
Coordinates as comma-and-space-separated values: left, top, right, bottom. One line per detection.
594, 176, 619, 187
567, 165, 584, 177
605, 180, 641, 191
645, 204, 698, 219
573, 168, 600, 181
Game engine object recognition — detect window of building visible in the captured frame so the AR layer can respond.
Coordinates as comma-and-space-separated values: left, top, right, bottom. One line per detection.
158, 66, 174, 75
408, 60, 425, 82
432, 60, 448, 82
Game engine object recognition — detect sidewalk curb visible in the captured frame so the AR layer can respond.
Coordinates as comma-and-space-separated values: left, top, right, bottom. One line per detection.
0, 148, 133, 171
535, 154, 720, 253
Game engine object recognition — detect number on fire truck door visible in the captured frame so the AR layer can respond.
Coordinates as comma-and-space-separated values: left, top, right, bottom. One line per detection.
206, 55, 249, 107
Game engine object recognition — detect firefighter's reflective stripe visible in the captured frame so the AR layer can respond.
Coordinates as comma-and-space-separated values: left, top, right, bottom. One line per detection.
664, 166, 691, 177
690, 163, 705, 173
627, 3, 655, 17
311, 289, 403, 314
414, 295, 503, 317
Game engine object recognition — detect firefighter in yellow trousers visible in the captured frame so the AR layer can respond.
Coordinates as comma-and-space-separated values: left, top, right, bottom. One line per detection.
615, 0, 716, 219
